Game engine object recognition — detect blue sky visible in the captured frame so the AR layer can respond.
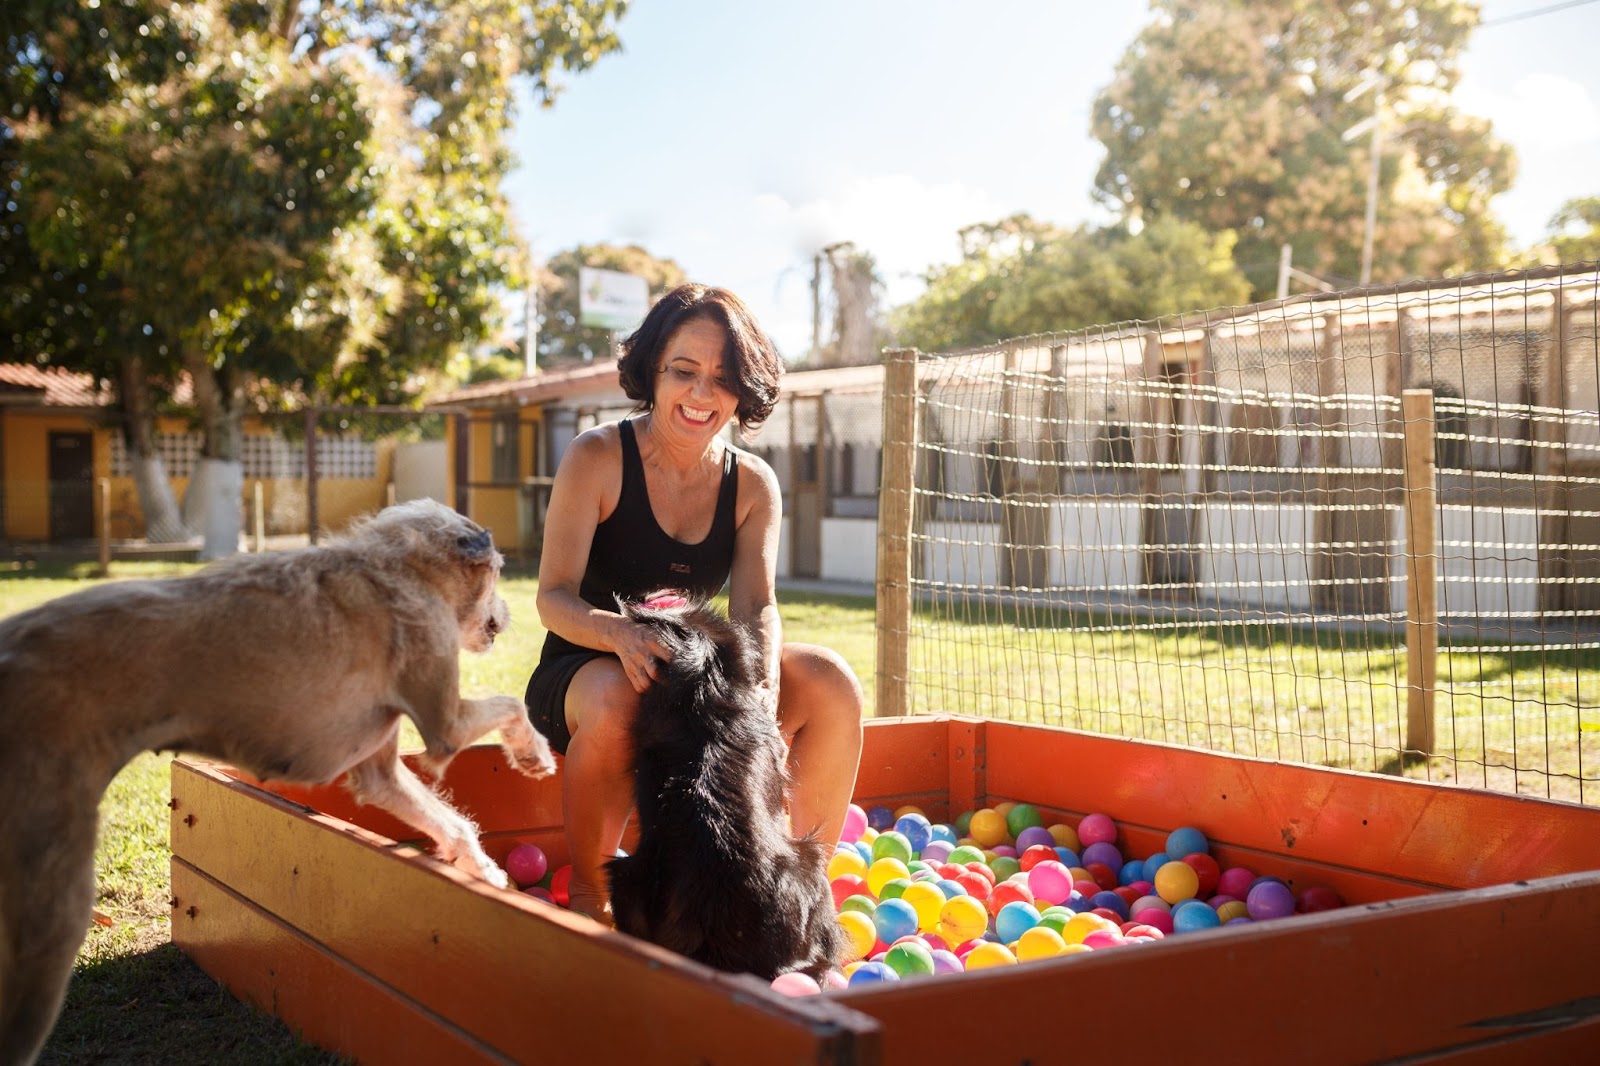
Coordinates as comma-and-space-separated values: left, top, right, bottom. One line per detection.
505, 0, 1600, 358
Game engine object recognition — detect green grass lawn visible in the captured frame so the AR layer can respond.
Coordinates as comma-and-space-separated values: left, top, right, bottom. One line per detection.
10, 558, 1596, 1061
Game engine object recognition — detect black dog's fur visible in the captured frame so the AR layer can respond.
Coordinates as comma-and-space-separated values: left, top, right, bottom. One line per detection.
606, 595, 842, 982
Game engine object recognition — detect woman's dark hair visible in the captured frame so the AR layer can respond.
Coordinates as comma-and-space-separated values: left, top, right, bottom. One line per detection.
617, 283, 783, 429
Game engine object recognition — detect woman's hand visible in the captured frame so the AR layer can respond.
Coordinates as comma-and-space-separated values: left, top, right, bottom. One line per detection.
611, 617, 672, 694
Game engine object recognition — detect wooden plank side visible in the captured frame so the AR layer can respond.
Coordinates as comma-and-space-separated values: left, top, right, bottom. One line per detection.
837, 872, 1600, 1066
171, 760, 879, 1066
171, 862, 513, 1065
977, 720, 1600, 890
855, 717, 953, 807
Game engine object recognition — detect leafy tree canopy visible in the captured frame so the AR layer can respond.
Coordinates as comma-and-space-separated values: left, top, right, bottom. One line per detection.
1545, 196, 1600, 265
891, 213, 1251, 352
1091, 0, 1515, 296
536, 241, 686, 368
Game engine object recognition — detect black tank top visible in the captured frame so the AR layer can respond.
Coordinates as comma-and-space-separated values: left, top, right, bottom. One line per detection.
540, 417, 740, 660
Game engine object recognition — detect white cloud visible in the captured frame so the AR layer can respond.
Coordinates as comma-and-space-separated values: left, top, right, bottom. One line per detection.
1458, 73, 1600, 153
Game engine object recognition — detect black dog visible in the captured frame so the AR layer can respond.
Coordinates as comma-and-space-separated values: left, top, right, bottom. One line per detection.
606, 594, 842, 982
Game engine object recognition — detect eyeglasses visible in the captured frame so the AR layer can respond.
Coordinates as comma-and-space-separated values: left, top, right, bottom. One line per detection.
658, 364, 735, 395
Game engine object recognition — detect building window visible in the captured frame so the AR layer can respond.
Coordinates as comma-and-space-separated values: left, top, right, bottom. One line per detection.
491, 413, 520, 484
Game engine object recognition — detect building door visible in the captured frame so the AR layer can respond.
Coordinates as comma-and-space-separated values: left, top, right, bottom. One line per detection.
788, 395, 823, 579
48, 430, 95, 541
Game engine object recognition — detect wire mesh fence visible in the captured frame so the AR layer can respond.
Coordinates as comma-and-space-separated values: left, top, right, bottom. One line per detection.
877, 264, 1600, 804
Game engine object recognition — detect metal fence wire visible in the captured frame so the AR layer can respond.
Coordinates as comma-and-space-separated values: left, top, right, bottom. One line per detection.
877, 265, 1600, 804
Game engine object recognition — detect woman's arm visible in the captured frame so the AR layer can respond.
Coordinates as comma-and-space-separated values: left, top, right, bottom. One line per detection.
726, 451, 784, 695
534, 427, 667, 694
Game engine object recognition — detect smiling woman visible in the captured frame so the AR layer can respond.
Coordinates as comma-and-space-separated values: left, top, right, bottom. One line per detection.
524, 283, 864, 924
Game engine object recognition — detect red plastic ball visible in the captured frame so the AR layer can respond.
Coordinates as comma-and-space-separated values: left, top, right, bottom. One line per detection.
1298, 885, 1344, 913
988, 881, 1035, 917
831, 874, 869, 908
1182, 853, 1222, 898
1019, 844, 1059, 872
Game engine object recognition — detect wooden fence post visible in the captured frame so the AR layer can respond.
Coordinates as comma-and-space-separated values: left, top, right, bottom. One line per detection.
96, 476, 111, 577
1401, 388, 1438, 758
876, 348, 918, 718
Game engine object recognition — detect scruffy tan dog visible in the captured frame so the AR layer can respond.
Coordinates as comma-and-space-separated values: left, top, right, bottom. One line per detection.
0, 498, 556, 1066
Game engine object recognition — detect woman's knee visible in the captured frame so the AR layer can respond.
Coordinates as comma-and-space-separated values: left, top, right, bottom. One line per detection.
565, 661, 639, 762
778, 643, 864, 732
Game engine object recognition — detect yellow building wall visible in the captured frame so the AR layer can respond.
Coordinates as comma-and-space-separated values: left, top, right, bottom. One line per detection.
449, 408, 542, 557
1, 411, 108, 541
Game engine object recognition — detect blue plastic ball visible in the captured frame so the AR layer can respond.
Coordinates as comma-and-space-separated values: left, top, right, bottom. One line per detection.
995, 901, 1042, 943
1143, 850, 1170, 875
1173, 900, 1223, 933
935, 878, 969, 899
929, 823, 958, 845
894, 813, 933, 853
872, 897, 919, 943
1065, 889, 1095, 913
1118, 859, 1146, 886
854, 841, 873, 865
867, 806, 896, 832
1166, 826, 1210, 858
1053, 846, 1081, 868
848, 961, 901, 985
1089, 890, 1130, 920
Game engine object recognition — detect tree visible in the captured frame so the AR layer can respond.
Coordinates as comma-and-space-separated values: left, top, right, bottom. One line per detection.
1545, 197, 1600, 264
890, 213, 1251, 351
1091, 0, 1515, 296
536, 243, 686, 368
3, 0, 628, 556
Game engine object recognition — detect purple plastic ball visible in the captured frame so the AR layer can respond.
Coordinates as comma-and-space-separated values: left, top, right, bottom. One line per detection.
1246, 879, 1297, 920
1080, 842, 1124, 874
1015, 826, 1055, 852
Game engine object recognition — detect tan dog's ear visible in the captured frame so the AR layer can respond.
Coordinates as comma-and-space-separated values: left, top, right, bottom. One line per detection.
455, 527, 495, 563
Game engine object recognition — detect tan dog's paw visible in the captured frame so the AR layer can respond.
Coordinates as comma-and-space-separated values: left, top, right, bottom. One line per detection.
501, 713, 559, 780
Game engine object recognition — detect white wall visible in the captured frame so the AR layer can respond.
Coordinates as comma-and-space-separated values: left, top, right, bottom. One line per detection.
1047, 500, 1142, 592
821, 517, 878, 583
1432, 504, 1541, 619
393, 440, 449, 504
1197, 501, 1318, 612
921, 520, 1003, 590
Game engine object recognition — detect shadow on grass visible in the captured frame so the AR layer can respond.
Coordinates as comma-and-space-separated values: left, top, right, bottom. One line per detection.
40, 943, 345, 1066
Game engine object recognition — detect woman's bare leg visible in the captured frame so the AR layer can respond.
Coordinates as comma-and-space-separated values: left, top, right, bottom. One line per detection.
776, 643, 865, 845
560, 659, 639, 924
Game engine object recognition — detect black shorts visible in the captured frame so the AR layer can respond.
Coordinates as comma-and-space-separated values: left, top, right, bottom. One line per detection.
524, 650, 611, 756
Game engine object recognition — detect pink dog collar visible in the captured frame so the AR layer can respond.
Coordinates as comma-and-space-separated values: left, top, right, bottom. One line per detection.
642, 592, 689, 611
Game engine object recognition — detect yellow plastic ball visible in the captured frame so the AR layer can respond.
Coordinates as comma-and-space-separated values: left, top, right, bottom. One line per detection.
1047, 823, 1082, 852
900, 881, 947, 933
968, 808, 1010, 849
1217, 900, 1250, 923
893, 804, 927, 820
963, 941, 1018, 970
1015, 926, 1068, 962
1154, 860, 1201, 904
1061, 912, 1117, 946
957, 836, 981, 849
936, 894, 990, 946
992, 801, 1017, 818
837, 910, 878, 961
827, 849, 867, 882
866, 857, 911, 898
1058, 943, 1093, 957
859, 827, 879, 845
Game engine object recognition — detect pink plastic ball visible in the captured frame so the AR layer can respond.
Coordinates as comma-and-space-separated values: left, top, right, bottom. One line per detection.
1132, 908, 1175, 934
822, 969, 850, 990
1027, 860, 1074, 906
771, 971, 822, 996
1216, 865, 1256, 900
930, 948, 963, 975
1081, 929, 1127, 950
1077, 812, 1117, 847
841, 804, 869, 844
504, 843, 549, 888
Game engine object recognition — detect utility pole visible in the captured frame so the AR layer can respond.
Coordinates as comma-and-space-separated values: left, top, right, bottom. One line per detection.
1343, 73, 1384, 286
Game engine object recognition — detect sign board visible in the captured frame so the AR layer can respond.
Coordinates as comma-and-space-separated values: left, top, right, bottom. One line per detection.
578, 267, 650, 332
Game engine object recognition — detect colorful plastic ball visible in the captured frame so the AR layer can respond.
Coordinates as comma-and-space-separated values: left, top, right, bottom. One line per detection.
963, 861, 998, 885
968, 809, 1010, 848
1216, 900, 1250, 923
1005, 803, 1044, 838
954, 810, 975, 836
921, 839, 955, 865
866, 858, 912, 898
521, 886, 556, 904
771, 971, 822, 996
931, 879, 965, 900
848, 961, 901, 985
900, 881, 947, 933
1015, 925, 1067, 962
1208, 894, 1238, 911
929, 823, 958, 845
963, 942, 1019, 970
1064, 889, 1094, 913
1080, 842, 1124, 875
1153, 860, 1201, 904
1173, 901, 1223, 933
867, 806, 895, 832
1060, 912, 1117, 946
1089, 891, 1130, 921
1053, 846, 1082, 868
1130, 894, 1170, 915
1117, 859, 1146, 886
828, 849, 868, 882
1018, 844, 1058, 872
988, 881, 1035, 917
930, 948, 963, 975
822, 969, 850, 990
1085, 863, 1118, 891
853, 841, 874, 865
937, 895, 990, 946
1081, 929, 1127, 950
1076, 812, 1117, 847
1247, 880, 1297, 920
947, 844, 987, 867
989, 856, 1022, 882
1142, 851, 1170, 877
872, 898, 920, 944
1299, 885, 1344, 913
892, 814, 933, 854
894, 804, 927, 820
871, 831, 915, 866
1015, 825, 1055, 853
504, 844, 549, 888
884, 940, 936, 979
550, 865, 572, 907
840, 894, 878, 916
838, 911, 877, 960
1026, 860, 1074, 906
831, 874, 868, 908
954, 870, 992, 901
1047, 823, 1082, 851
1133, 908, 1175, 934
1037, 911, 1070, 936
840, 804, 869, 844
1112, 885, 1143, 907
1215, 865, 1256, 900
995, 900, 1042, 943
1123, 923, 1164, 941
1182, 853, 1221, 898
878, 878, 912, 901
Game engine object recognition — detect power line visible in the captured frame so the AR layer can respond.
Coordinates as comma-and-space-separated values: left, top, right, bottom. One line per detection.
1481, 0, 1600, 27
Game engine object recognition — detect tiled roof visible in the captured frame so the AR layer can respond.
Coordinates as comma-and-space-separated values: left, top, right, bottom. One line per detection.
0, 363, 108, 408
431, 362, 626, 408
